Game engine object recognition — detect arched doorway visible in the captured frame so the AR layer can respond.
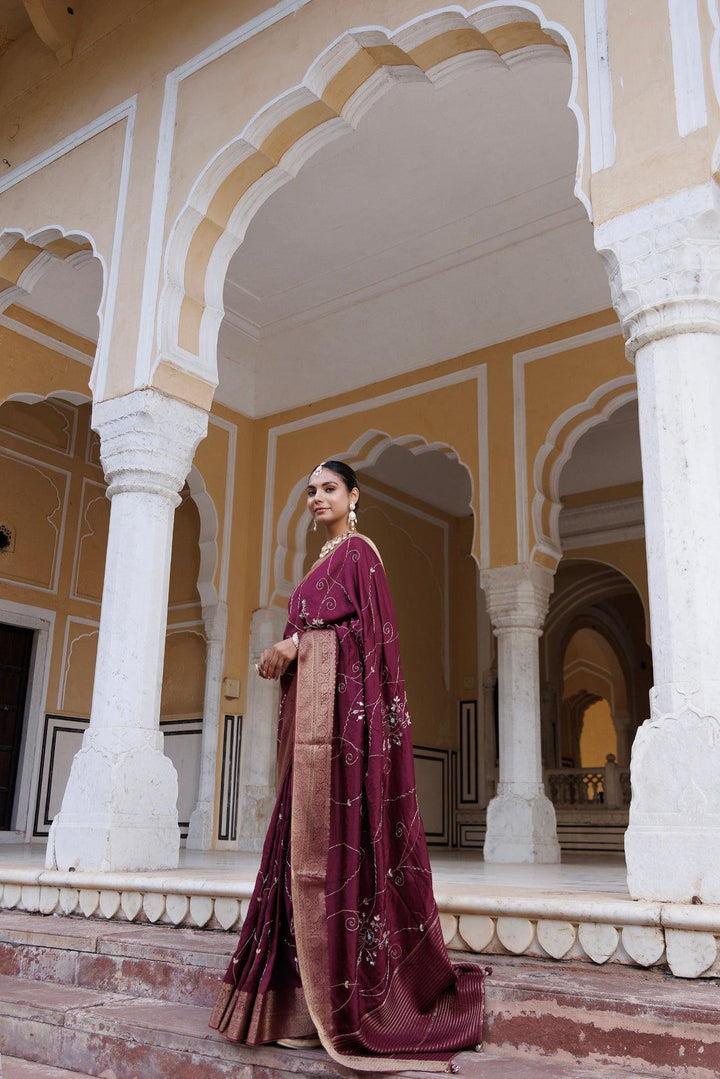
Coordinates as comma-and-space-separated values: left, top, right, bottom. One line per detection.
298, 441, 482, 846
203, 7, 616, 852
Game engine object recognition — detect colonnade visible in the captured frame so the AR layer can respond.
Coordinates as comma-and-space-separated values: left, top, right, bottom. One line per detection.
48, 182, 720, 905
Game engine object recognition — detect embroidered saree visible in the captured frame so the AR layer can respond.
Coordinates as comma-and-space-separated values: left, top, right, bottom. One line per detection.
209, 534, 486, 1070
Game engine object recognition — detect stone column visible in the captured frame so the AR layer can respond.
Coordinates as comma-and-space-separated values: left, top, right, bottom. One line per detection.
596, 182, 720, 902
235, 606, 286, 851
186, 601, 228, 850
480, 564, 560, 862
47, 389, 208, 872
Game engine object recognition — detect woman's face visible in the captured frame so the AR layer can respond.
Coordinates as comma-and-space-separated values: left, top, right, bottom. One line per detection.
307, 468, 358, 530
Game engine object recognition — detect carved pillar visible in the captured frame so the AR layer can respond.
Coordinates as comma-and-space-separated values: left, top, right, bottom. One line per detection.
235, 606, 286, 851
480, 564, 560, 863
596, 182, 720, 901
47, 389, 208, 872
186, 601, 228, 850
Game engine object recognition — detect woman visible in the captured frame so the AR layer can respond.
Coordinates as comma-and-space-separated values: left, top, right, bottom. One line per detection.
209, 461, 487, 1072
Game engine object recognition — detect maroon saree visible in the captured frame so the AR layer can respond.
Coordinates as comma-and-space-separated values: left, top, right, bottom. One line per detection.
210, 535, 486, 1070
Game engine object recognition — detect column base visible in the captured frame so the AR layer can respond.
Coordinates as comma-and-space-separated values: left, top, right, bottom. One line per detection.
484, 786, 561, 863
236, 784, 277, 851
626, 824, 720, 903
626, 701, 720, 902
47, 732, 180, 872
185, 802, 214, 850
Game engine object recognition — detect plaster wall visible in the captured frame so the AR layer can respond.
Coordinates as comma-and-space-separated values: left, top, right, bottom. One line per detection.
1, 0, 715, 413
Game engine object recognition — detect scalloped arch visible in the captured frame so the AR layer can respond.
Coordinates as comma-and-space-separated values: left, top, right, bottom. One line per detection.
158, 1, 588, 391
0, 389, 219, 612
530, 376, 638, 569
269, 429, 474, 606
0, 225, 104, 392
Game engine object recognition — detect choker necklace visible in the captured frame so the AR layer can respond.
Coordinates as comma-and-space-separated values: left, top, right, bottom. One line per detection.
319, 531, 352, 559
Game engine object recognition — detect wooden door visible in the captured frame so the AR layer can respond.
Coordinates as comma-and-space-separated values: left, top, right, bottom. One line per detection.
0, 624, 34, 830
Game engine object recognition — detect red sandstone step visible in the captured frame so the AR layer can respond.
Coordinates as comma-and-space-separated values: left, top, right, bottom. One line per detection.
0, 912, 228, 1007
482, 952, 720, 1074
0, 974, 656, 1079
1, 913, 719, 1077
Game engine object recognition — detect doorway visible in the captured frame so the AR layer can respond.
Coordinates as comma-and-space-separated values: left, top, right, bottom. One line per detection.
0, 623, 34, 829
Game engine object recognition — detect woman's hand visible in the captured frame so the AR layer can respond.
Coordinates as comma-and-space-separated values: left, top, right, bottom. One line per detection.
257, 637, 298, 680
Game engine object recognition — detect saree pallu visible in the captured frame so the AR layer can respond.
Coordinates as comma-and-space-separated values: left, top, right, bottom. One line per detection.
210, 535, 487, 1071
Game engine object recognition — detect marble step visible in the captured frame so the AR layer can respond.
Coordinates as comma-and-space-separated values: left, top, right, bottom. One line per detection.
0, 974, 664, 1079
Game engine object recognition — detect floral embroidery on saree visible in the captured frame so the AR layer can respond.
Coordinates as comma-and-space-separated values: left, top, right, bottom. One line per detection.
209, 535, 487, 1070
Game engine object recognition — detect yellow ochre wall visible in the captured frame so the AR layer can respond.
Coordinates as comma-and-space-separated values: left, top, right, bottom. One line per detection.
0, 397, 207, 720
0, 0, 715, 409
0, 301, 650, 837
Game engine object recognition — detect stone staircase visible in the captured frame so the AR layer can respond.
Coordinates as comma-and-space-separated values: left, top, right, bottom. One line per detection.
0, 911, 717, 1077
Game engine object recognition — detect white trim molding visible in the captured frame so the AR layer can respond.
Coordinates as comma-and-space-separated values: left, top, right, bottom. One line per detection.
259, 364, 490, 608
512, 321, 624, 563
668, 0, 707, 138
0, 97, 137, 404
584, 0, 615, 173
135, 0, 314, 388
0, 600, 56, 842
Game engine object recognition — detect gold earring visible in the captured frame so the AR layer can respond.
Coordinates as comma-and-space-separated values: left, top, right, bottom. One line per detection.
348, 503, 357, 531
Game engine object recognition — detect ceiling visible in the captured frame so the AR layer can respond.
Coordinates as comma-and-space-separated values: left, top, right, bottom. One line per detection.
0, 0, 30, 53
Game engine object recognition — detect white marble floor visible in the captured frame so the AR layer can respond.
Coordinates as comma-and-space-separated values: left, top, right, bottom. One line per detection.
0, 843, 629, 898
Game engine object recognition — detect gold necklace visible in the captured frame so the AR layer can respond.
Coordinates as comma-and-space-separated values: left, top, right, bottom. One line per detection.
318, 530, 352, 559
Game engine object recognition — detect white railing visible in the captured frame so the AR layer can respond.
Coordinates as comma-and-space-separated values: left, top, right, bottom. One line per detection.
544, 757, 630, 808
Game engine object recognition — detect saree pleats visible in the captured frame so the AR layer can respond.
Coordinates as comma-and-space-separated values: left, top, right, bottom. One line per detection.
209, 680, 315, 1045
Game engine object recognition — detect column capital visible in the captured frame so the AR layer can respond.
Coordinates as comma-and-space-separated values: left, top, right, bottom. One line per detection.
93, 388, 209, 500
480, 563, 554, 633
594, 182, 720, 360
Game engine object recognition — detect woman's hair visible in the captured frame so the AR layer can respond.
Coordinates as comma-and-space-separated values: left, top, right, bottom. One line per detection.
312, 460, 359, 503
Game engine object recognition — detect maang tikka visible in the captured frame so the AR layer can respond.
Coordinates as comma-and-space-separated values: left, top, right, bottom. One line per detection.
311, 463, 323, 531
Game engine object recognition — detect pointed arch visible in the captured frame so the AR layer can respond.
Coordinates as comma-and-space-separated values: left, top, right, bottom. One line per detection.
157, 2, 588, 392
268, 429, 475, 606
0, 225, 104, 394
530, 376, 638, 568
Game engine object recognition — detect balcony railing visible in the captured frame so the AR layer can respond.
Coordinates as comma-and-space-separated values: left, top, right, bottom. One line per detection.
544, 757, 630, 808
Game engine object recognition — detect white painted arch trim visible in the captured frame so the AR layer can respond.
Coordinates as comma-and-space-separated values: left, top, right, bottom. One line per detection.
271, 430, 473, 612
530, 374, 637, 564
260, 363, 490, 608
512, 320, 624, 564
583, 0, 615, 172
156, 1, 590, 390
668, 0, 707, 138
0, 97, 137, 403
